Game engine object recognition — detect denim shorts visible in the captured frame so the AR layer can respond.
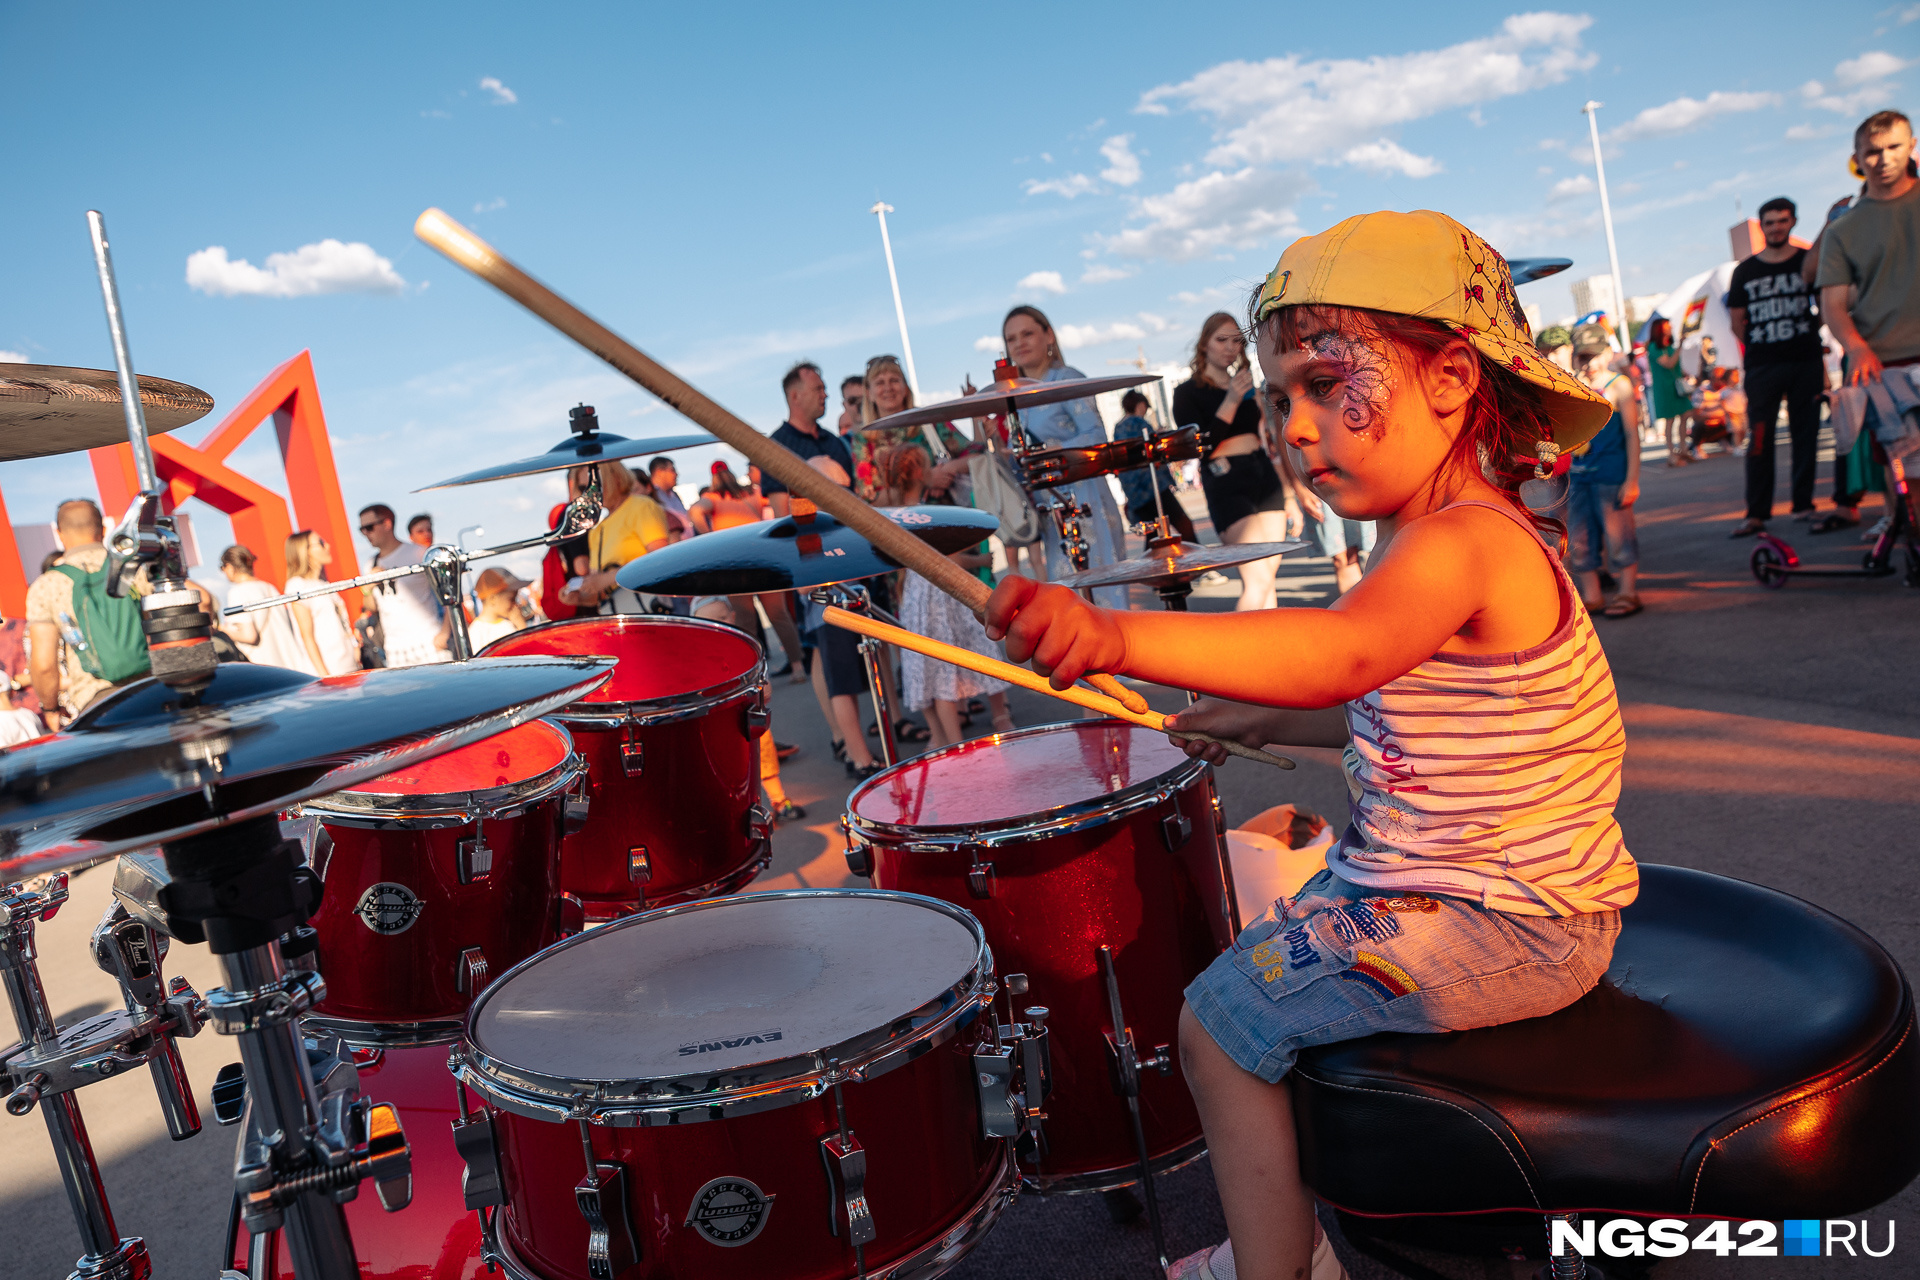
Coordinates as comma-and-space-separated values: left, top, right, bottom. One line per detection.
1185, 869, 1620, 1083
1564, 477, 1638, 575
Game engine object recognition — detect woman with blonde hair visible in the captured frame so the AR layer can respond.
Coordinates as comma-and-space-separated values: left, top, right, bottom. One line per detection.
567, 460, 673, 613
852, 356, 971, 501
283, 530, 363, 676
999, 305, 1128, 607
1173, 311, 1291, 610
219, 544, 304, 669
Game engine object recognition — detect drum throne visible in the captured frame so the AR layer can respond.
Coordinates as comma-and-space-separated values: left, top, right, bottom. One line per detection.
1291, 865, 1920, 1277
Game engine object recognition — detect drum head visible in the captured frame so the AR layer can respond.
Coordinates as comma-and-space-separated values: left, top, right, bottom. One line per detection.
470, 892, 983, 1085
337, 718, 572, 797
850, 720, 1194, 830
479, 616, 760, 706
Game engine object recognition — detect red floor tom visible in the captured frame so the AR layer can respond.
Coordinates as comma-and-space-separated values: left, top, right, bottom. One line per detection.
845, 719, 1234, 1193
479, 617, 770, 919
453, 890, 1019, 1280
301, 718, 585, 1029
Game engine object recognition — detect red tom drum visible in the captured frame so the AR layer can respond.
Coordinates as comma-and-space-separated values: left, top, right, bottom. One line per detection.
478, 617, 770, 920
845, 719, 1235, 1193
302, 718, 585, 1029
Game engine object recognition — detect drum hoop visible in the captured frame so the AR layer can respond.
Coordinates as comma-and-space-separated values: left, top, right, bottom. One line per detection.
480, 614, 768, 724
299, 735, 588, 830
845, 719, 1209, 849
455, 889, 992, 1125
303, 1014, 464, 1050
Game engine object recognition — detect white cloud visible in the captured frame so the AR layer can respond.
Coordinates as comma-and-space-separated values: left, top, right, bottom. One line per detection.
1341, 139, 1442, 177
479, 76, 518, 105
974, 334, 1004, 353
1098, 167, 1309, 261
1054, 321, 1147, 350
1837, 51, 1911, 85
1173, 284, 1239, 305
1548, 174, 1595, 201
1136, 311, 1175, 333
186, 240, 407, 298
1786, 122, 1836, 140
1100, 134, 1142, 186
1081, 263, 1137, 284
1901, 4, 1920, 24
473, 196, 507, 213
1605, 91, 1780, 143
1017, 270, 1067, 295
1023, 173, 1098, 199
0, 350, 29, 364
1137, 13, 1594, 169
421, 109, 452, 120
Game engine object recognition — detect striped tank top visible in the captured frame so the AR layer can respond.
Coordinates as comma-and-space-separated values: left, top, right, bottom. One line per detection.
1327, 499, 1638, 917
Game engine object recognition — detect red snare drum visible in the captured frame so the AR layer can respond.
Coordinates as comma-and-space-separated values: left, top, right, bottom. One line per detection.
453, 891, 1018, 1280
845, 720, 1234, 1193
302, 718, 586, 1029
240, 1038, 486, 1280
479, 617, 770, 920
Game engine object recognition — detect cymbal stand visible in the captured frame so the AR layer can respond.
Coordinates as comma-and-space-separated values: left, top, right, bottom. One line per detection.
808, 583, 900, 767
1097, 944, 1173, 1272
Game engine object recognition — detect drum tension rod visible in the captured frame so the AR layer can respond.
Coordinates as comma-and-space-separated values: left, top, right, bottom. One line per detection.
820, 1064, 876, 1267
573, 1119, 639, 1278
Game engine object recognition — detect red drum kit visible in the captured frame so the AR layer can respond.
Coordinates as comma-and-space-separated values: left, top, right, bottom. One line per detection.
1, 209, 1318, 1280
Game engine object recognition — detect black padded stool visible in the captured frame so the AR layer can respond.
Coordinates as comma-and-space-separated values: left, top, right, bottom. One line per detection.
1292, 864, 1920, 1274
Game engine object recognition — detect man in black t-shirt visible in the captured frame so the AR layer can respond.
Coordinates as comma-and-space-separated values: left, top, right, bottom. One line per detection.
1727, 196, 1828, 536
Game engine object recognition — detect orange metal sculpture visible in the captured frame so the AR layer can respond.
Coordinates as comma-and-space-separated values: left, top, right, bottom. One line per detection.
86, 350, 365, 616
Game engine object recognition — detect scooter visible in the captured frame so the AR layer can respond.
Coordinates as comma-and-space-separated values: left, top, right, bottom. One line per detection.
1750, 455, 1920, 588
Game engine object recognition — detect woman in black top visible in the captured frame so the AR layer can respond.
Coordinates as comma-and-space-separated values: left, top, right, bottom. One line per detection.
1171, 311, 1289, 609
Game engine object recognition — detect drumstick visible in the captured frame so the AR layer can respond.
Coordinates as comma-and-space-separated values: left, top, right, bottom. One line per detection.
412, 208, 1148, 718
823, 606, 1293, 770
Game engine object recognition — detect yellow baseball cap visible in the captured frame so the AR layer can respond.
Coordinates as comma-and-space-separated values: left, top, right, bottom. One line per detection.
1253, 210, 1613, 450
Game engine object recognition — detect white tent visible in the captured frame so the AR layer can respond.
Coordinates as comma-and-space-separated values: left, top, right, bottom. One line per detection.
1645, 262, 1740, 377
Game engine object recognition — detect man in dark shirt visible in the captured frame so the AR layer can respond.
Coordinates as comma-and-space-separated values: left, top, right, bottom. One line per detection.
760, 363, 882, 775
1727, 197, 1827, 536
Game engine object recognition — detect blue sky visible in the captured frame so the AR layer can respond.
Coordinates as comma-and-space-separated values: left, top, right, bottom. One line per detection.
1, 1, 1911, 586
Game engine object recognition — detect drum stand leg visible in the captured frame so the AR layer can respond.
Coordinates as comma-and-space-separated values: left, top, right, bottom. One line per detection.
1097, 945, 1174, 1272
812, 584, 901, 766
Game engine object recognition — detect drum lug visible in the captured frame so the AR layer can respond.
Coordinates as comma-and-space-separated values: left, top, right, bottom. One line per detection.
746, 802, 772, 846
457, 830, 493, 885
451, 1109, 505, 1210
561, 776, 591, 836
620, 738, 644, 778
744, 690, 770, 738
575, 1160, 640, 1278
555, 893, 586, 938
819, 1133, 877, 1247
1161, 811, 1193, 852
842, 824, 872, 879
966, 859, 996, 899
627, 848, 652, 887
455, 947, 489, 996
972, 1046, 1017, 1140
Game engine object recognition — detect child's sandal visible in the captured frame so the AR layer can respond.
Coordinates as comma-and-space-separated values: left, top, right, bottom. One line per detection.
1601, 592, 1642, 618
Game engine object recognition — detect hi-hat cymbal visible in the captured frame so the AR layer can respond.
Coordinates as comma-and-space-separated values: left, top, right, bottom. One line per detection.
1508, 257, 1573, 285
0, 364, 212, 462
860, 372, 1159, 434
1054, 538, 1312, 591
0, 655, 614, 880
615, 505, 1000, 595
417, 430, 719, 489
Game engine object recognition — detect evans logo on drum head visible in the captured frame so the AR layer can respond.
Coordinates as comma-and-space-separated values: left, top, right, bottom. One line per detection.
685, 1177, 774, 1246
355, 882, 423, 935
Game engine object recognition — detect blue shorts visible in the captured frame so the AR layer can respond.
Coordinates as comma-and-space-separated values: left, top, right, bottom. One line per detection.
1184, 870, 1620, 1083
1565, 477, 1639, 575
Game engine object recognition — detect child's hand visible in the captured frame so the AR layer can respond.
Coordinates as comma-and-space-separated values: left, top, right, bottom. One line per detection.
985, 576, 1125, 690
1165, 699, 1280, 765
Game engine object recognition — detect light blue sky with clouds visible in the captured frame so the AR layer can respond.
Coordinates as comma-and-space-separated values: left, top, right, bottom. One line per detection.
1, 1, 1911, 584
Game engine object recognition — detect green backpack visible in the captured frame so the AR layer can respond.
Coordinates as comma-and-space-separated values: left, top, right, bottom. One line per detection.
52, 562, 152, 683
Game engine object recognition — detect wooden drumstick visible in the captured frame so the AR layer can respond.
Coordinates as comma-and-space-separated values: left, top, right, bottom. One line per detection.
823, 606, 1294, 770
412, 208, 1149, 717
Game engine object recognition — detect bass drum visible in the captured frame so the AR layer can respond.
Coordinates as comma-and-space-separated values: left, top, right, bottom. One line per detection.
479, 617, 770, 920
454, 891, 1018, 1280
845, 719, 1235, 1193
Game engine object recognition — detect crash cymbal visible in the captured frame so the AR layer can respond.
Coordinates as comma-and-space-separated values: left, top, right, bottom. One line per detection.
416, 403, 717, 489
0, 364, 211, 461
1053, 538, 1312, 591
615, 505, 1000, 595
860, 371, 1159, 434
1508, 257, 1573, 285
0, 655, 614, 879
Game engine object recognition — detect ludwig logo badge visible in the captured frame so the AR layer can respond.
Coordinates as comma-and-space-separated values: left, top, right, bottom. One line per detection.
355, 882, 423, 935
685, 1177, 774, 1247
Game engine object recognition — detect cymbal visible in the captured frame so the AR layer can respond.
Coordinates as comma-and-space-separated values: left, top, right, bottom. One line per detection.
1022, 425, 1204, 491
860, 372, 1159, 434
416, 429, 719, 489
1508, 257, 1572, 285
0, 364, 211, 461
1053, 538, 1312, 591
615, 505, 1000, 595
0, 655, 614, 880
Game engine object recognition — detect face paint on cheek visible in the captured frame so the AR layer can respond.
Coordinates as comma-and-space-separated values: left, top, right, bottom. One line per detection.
1304, 334, 1394, 441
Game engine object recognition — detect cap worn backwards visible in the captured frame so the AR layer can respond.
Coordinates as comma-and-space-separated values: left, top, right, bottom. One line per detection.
1253, 209, 1613, 451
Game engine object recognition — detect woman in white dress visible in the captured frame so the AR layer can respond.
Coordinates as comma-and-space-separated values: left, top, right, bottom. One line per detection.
876, 445, 1015, 747
283, 530, 363, 677
218, 545, 306, 669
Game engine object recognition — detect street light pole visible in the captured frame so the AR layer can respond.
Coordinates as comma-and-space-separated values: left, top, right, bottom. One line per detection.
870, 202, 922, 401
1582, 101, 1630, 344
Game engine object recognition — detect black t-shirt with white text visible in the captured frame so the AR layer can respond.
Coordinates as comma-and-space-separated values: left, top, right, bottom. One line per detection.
1727, 248, 1823, 367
